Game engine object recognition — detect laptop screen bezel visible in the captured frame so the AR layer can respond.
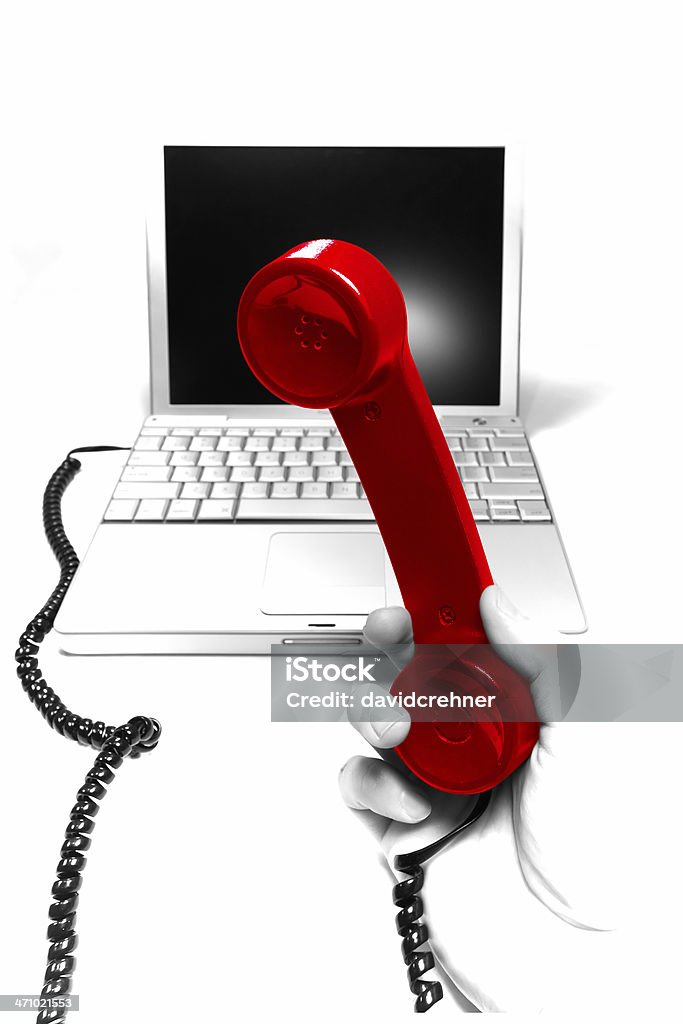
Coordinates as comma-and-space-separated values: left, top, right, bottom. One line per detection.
146, 145, 522, 418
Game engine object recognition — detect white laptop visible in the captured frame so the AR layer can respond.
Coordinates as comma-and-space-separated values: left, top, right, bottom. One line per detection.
55, 145, 586, 654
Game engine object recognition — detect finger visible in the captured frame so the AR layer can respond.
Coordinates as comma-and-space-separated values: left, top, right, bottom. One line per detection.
364, 606, 415, 671
480, 585, 560, 680
480, 585, 565, 721
338, 754, 432, 823
347, 683, 412, 748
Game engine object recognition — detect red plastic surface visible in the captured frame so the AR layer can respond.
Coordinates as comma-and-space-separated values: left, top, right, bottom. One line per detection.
238, 240, 540, 793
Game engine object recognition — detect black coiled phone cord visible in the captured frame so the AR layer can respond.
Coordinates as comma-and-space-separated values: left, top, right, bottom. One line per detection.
392, 788, 492, 1012
16, 448, 492, 1019
14, 449, 161, 1024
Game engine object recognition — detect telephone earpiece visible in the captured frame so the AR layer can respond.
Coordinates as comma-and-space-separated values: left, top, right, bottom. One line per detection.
238, 239, 539, 793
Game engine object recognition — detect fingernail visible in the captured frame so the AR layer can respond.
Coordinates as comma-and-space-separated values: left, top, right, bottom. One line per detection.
495, 586, 520, 618
370, 719, 403, 744
399, 788, 431, 822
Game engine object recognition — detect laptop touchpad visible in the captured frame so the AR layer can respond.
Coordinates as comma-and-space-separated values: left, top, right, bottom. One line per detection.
260, 532, 386, 615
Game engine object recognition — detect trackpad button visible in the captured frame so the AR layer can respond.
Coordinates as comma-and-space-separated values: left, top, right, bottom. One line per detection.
260, 532, 386, 614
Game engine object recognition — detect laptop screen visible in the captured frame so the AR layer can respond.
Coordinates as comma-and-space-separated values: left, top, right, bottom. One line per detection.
163, 146, 505, 407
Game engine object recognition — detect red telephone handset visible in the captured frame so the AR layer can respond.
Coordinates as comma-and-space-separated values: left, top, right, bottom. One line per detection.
238, 240, 539, 793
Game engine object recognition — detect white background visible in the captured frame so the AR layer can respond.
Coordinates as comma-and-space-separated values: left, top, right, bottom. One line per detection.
1, 2, 682, 1021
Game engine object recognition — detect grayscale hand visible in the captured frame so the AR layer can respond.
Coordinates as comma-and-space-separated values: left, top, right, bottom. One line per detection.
339, 585, 681, 1012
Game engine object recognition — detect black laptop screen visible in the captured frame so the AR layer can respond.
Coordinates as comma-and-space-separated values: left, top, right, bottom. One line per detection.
163, 146, 505, 407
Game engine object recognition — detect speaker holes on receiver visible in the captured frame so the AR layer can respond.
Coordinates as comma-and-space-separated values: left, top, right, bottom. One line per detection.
295, 313, 328, 351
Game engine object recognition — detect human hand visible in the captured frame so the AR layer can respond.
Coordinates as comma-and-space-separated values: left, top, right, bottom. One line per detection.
339, 586, 682, 1012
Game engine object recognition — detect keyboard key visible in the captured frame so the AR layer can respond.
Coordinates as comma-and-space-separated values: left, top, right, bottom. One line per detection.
227, 452, 254, 466
316, 466, 344, 482
258, 467, 286, 481
162, 436, 191, 451
135, 499, 169, 521
245, 437, 272, 451
491, 506, 521, 521
446, 438, 462, 451
171, 427, 197, 436
479, 483, 544, 500
344, 467, 360, 482
128, 451, 171, 466
140, 427, 169, 436
227, 427, 250, 436
338, 452, 354, 466
495, 428, 525, 437
172, 467, 202, 482
254, 452, 281, 466
300, 437, 325, 451
211, 482, 241, 499
229, 467, 258, 482
279, 427, 305, 436
288, 466, 315, 482
452, 452, 478, 466
469, 500, 490, 521
114, 483, 181, 500
478, 452, 505, 466
198, 427, 223, 436
166, 499, 198, 520
506, 451, 534, 466
236, 499, 374, 520
201, 468, 230, 482
170, 451, 199, 466
489, 467, 539, 483
253, 427, 278, 436
121, 466, 172, 482
271, 437, 298, 451
241, 482, 269, 499
467, 428, 495, 437
104, 499, 138, 521
311, 451, 338, 466
326, 436, 346, 450
181, 483, 211, 499
135, 436, 164, 451
518, 501, 552, 521
442, 429, 467, 437
190, 436, 218, 451
283, 452, 310, 466
197, 452, 226, 467
462, 483, 478, 499
301, 483, 328, 498
489, 437, 529, 451
217, 436, 245, 451
331, 483, 359, 499
463, 437, 489, 451
460, 467, 489, 483
271, 482, 299, 498
306, 427, 331, 436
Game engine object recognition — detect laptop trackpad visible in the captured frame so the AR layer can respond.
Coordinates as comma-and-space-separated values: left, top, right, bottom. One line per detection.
260, 532, 386, 615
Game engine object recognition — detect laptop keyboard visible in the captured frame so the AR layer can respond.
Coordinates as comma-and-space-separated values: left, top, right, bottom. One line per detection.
104, 424, 552, 524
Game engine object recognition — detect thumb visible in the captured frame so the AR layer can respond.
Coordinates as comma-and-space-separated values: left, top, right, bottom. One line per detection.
480, 585, 570, 722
